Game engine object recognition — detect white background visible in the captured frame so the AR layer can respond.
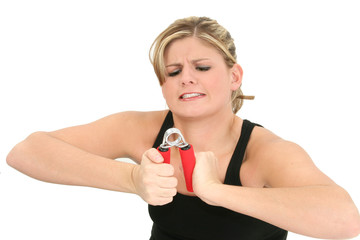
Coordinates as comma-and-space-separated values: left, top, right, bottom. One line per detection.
1, 0, 359, 239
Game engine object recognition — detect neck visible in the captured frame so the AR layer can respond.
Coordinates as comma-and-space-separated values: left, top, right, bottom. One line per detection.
172, 108, 242, 152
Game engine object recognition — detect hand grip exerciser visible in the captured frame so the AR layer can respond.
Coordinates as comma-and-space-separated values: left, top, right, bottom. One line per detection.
157, 128, 196, 192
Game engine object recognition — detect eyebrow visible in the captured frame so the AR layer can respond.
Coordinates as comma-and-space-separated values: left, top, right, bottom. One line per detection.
165, 58, 210, 67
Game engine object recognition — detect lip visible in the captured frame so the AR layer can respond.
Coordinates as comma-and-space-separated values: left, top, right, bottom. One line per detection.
179, 92, 206, 101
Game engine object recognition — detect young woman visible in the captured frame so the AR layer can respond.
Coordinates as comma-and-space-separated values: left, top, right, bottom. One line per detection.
7, 16, 360, 240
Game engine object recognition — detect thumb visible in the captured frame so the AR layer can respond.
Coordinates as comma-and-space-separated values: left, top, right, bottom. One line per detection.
147, 148, 165, 164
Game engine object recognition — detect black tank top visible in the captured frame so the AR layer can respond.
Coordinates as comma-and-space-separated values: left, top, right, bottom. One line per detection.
149, 111, 288, 240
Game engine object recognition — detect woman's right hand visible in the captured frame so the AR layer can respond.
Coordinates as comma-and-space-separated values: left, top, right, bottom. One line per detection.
132, 148, 178, 206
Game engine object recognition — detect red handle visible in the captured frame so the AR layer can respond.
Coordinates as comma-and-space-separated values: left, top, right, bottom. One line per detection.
179, 145, 196, 192
157, 147, 170, 164
157, 145, 196, 192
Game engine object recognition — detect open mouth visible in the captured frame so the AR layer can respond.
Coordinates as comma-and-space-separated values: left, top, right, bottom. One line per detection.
179, 93, 206, 100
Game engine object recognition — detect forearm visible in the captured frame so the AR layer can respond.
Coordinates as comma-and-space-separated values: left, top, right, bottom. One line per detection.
7, 132, 137, 193
205, 184, 360, 239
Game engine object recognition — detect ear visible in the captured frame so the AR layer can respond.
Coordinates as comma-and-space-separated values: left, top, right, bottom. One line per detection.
230, 64, 243, 91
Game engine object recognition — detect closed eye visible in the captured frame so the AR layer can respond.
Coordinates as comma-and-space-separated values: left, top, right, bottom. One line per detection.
196, 66, 211, 71
168, 69, 181, 77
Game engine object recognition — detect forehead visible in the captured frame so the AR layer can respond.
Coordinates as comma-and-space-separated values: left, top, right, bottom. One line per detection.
164, 37, 223, 63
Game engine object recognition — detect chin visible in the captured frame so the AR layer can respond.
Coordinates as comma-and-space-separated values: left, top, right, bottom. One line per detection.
170, 106, 217, 119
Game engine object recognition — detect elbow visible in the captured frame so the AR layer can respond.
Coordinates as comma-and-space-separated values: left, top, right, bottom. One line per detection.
317, 187, 360, 239
326, 212, 360, 239
336, 190, 360, 239
6, 141, 23, 169
6, 148, 15, 168
340, 219, 360, 239
6, 131, 46, 170
345, 214, 360, 239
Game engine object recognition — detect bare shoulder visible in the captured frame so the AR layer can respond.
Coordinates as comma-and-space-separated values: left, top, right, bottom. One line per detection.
50, 110, 168, 162
244, 125, 335, 188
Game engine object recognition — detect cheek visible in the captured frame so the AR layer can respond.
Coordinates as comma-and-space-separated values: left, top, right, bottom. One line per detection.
216, 82, 233, 102
161, 85, 166, 98
161, 82, 174, 100
208, 74, 232, 95
161, 87, 169, 101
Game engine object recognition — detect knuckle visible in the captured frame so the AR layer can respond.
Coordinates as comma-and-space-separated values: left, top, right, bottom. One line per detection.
165, 197, 173, 204
163, 164, 174, 175
142, 150, 151, 160
170, 188, 177, 196
174, 177, 178, 186
169, 177, 178, 187
167, 164, 175, 175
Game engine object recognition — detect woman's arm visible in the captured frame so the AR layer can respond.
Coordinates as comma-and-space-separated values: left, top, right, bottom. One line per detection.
6, 111, 163, 193
193, 138, 360, 239
7, 130, 137, 192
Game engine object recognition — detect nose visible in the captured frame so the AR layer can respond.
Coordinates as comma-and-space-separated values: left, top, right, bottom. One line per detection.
180, 66, 197, 86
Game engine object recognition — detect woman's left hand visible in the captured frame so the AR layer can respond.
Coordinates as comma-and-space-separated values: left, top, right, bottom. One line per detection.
192, 151, 222, 205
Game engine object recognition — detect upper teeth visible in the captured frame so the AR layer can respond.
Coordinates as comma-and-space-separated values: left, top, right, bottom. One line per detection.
181, 93, 203, 99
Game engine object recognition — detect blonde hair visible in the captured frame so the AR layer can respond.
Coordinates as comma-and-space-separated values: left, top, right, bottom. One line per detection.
149, 16, 254, 113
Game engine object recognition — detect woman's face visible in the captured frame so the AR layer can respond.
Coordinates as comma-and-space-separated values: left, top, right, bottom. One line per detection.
162, 37, 241, 118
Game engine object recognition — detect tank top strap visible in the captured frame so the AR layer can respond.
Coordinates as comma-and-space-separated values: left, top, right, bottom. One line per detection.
152, 113, 261, 187
224, 120, 261, 186
152, 111, 174, 149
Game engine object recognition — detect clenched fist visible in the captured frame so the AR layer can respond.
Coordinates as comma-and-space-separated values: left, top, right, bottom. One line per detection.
132, 148, 178, 205
192, 151, 222, 206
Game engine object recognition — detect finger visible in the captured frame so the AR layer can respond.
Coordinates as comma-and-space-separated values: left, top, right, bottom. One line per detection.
146, 188, 176, 206
150, 196, 174, 206
159, 187, 177, 198
156, 163, 175, 177
158, 176, 178, 188
145, 148, 164, 164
